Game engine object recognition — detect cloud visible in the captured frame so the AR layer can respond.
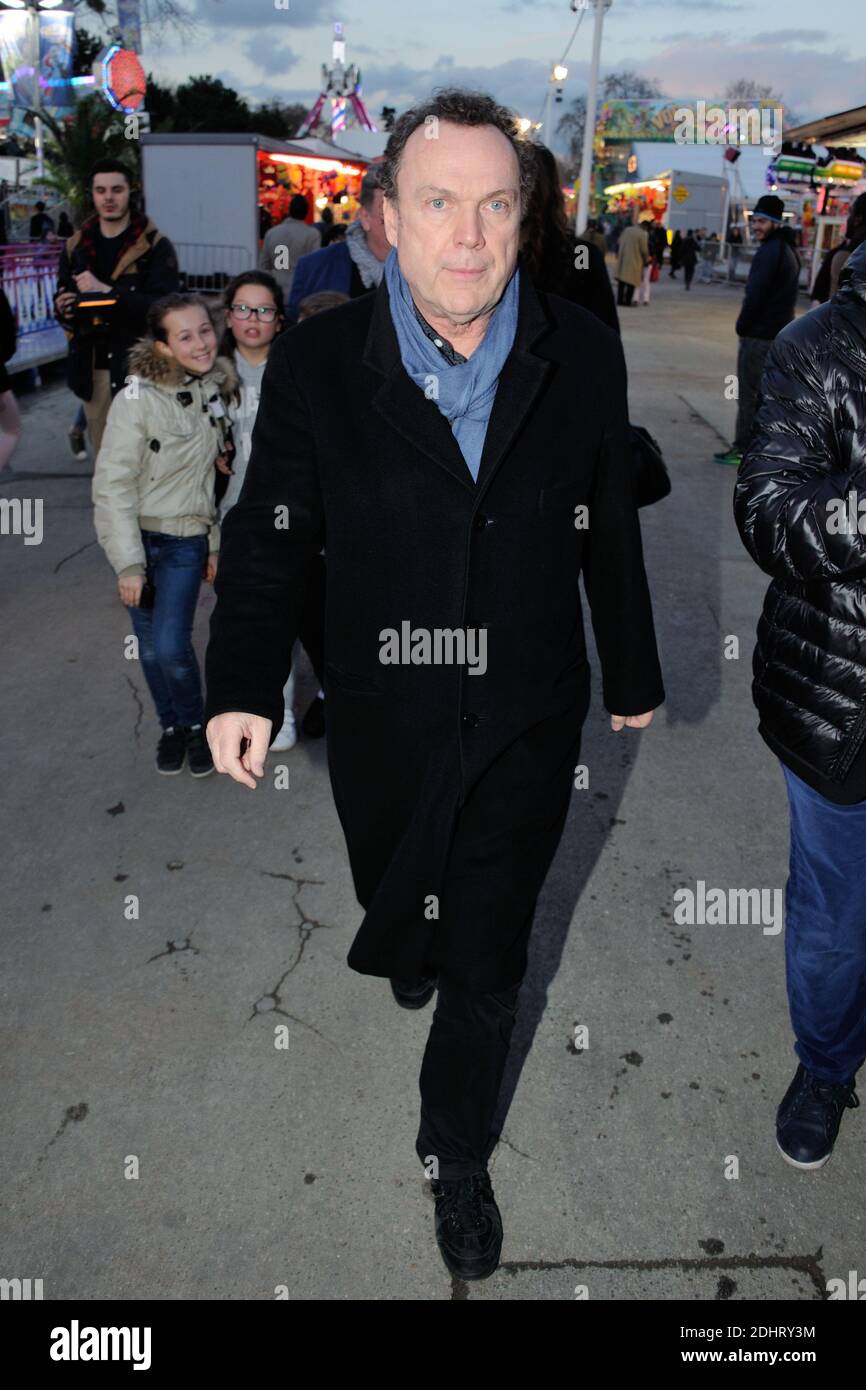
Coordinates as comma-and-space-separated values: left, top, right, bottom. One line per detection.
749, 29, 829, 44
641, 33, 866, 122
243, 35, 302, 77
192, 0, 336, 27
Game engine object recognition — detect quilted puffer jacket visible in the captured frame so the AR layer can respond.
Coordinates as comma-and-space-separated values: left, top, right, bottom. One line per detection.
92, 337, 238, 578
733, 236, 866, 785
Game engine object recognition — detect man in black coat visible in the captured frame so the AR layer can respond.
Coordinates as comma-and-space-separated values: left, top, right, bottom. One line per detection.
714, 194, 800, 465
205, 88, 664, 1281
734, 237, 866, 1172
53, 159, 179, 455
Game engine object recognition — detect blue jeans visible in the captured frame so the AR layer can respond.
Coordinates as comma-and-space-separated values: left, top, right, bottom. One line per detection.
127, 530, 207, 730
781, 762, 866, 1084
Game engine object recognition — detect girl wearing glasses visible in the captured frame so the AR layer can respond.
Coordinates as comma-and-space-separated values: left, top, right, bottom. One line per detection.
218, 271, 324, 751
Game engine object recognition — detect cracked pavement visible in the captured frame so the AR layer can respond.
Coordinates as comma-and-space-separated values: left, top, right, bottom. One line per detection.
1, 280, 864, 1300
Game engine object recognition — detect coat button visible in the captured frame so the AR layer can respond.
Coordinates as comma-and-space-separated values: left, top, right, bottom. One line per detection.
473, 513, 490, 531
461, 711, 480, 728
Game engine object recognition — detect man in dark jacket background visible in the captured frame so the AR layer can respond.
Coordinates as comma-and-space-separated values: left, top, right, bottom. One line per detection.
54, 158, 179, 455
204, 88, 664, 1282
715, 194, 800, 465
734, 236, 866, 1172
284, 167, 389, 324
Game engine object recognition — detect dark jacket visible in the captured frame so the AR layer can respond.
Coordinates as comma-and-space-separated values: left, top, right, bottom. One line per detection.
733, 237, 866, 794
285, 237, 369, 324
526, 232, 619, 334
678, 234, 698, 270
204, 258, 664, 991
735, 225, 800, 340
54, 214, 180, 401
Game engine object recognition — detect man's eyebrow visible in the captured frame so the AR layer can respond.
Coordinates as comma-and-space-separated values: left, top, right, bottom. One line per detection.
415, 185, 518, 198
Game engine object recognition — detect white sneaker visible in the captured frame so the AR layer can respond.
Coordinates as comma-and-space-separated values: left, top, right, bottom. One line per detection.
271, 714, 297, 752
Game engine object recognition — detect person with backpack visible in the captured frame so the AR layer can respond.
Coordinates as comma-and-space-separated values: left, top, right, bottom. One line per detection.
54, 159, 180, 457
92, 293, 238, 777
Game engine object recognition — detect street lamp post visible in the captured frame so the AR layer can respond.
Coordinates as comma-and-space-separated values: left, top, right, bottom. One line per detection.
576, 0, 612, 235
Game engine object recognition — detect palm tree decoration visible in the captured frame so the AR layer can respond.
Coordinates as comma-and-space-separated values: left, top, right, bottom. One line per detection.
31, 94, 137, 219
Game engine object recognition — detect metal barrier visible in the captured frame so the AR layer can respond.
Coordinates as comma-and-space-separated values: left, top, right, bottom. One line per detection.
173, 243, 254, 294
0, 242, 67, 374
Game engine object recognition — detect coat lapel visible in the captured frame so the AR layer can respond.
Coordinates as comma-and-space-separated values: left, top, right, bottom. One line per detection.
362, 257, 558, 496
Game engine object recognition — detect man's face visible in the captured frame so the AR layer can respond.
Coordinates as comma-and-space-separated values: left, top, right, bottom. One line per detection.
382, 120, 521, 325
752, 216, 774, 242
359, 189, 390, 261
93, 175, 130, 223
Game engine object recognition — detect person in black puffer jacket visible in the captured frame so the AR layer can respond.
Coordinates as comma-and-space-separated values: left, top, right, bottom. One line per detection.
733, 235, 866, 1171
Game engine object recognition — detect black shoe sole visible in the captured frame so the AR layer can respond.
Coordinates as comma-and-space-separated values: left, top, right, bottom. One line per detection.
188, 764, 215, 778
157, 762, 185, 775
390, 978, 437, 1009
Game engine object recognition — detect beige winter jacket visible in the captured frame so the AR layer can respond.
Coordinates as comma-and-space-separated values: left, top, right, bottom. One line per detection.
92, 338, 239, 578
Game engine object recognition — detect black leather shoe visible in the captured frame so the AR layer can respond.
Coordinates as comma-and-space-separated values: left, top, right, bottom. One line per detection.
776, 1063, 859, 1169
390, 975, 437, 1009
430, 1169, 503, 1281
301, 695, 325, 738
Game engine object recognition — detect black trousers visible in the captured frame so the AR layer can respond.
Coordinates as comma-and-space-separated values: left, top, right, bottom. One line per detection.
415, 979, 521, 1181
616, 280, 635, 306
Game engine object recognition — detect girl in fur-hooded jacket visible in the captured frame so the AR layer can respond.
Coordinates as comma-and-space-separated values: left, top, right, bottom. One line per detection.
92, 292, 238, 776
92, 327, 238, 580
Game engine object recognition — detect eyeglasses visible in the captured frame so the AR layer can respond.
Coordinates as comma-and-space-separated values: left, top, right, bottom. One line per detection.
230, 303, 278, 321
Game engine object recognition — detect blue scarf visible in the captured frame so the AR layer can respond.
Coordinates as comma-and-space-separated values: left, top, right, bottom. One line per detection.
383, 247, 519, 482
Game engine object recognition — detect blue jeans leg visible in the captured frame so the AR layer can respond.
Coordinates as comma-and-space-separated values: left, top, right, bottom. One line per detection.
128, 531, 207, 730
781, 761, 866, 1084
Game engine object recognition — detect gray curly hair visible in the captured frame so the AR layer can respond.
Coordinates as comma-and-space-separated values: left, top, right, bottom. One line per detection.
377, 87, 535, 214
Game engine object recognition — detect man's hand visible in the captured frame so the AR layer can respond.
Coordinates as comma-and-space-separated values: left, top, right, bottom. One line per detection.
204, 552, 218, 583
610, 710, 655, 732
74, 270, 111, 294
207, 712, 272, 789
119, 574, 144, 607
215, 453, 234, 476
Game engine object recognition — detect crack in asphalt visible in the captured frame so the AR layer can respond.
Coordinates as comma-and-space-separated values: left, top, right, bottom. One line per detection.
125, 673, 144, 744
249, 871, 341, 1051
53, 539, 97, 574
675, 392, 731, 450
451, 1247, 826, 1300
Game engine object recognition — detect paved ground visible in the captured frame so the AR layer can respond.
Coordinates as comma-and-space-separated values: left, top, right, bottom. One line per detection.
2, 269, 861, 1302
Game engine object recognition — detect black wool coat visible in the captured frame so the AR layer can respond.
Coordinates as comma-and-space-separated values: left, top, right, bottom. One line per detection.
204, 259, 665, 992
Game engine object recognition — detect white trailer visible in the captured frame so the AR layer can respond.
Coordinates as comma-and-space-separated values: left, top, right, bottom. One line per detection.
140, 131, 367, 290
658, 169, 728, 235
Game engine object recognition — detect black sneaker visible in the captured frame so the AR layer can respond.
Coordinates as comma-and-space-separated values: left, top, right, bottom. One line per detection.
390, 975, 437, 1009
185, 724, 214, 778
301, 694, 325, 739
776, 1063, 859, 1169
156, 726, 186, 775
430, 1169, 503, 1281
68, 425, 87, 460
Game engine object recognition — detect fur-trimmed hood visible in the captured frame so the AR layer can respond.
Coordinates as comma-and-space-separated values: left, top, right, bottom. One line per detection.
126, 336, 239, 401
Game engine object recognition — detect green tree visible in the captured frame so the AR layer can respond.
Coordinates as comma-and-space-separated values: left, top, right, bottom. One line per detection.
170, 76, 251, 133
